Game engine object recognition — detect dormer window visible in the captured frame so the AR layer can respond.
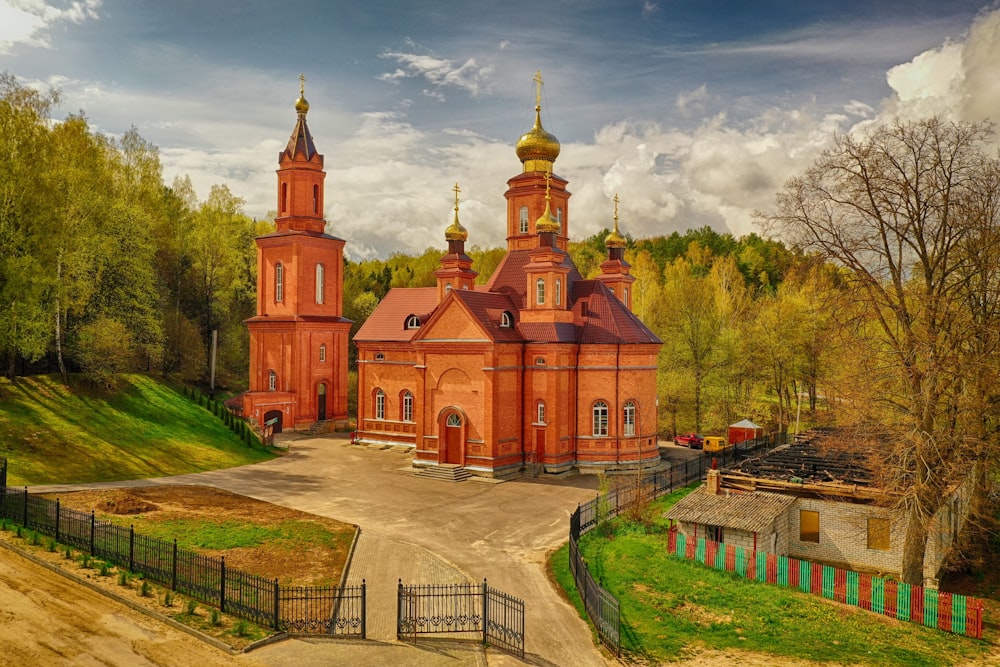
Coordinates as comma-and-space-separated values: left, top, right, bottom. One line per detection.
374, 352, 385, 361
445, 283, 453, 292
405, 315, 421, 329
535, 357, 546, 366
500, 311, 513, 328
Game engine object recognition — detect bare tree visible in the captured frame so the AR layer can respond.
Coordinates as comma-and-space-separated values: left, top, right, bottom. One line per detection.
761, 117, 1000, 585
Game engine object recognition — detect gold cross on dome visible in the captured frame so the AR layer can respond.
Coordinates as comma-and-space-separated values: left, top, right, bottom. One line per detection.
453, 183, 461, 212
543, 171, 552, 200
533, 70, 543, 107
613, 193, 620, 225
299, 73, 306, 97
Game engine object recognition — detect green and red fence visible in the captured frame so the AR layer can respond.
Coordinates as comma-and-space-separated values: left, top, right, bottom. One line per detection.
667, 528, 984, 639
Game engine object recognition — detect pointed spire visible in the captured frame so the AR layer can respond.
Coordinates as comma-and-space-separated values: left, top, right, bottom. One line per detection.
445, 182, 468, 241
535, 172, 560, 234
285, 74, 317, 160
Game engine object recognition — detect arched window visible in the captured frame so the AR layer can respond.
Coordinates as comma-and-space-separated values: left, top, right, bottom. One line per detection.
536, 401, 546, 424
555, 279, 562, 306
374, 352, 385, 361
315, 263, 325, 305
623, 401, 636, 437
275, 263, 284, 303
519, 206, 529, 234
500, 311, 513, 328
405, 315, 421, 329
281, 182, 288, 213
447, 413, 462, 427
268, 370, 277, 392
535, 357, 546, 366
592, 401, 609, 436
623, 287, 629, 305
401, 391, 413, 422
312, 184, 319, 214
536, 278, 545, 305
556, 207, 562, 224
375, 389, 385, 420
445, 282, 453, 292
319, 343, 327, 363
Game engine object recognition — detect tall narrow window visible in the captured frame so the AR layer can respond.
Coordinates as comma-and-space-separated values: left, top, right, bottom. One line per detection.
275, 263, 284, 303
536, 278, 545, 305
268, 370, 277, 391
313, 184, 319, 214
375, 389, 385, 420
556, 207, 563, 224
315, 263, 325, 305
500, 311, 513, 328
800, 510, 820, 543
555, 279, 562, 306
537, 401, 546, 424
593, 401, 608, 436
319, 344, 327, 363
281, 182, 288, 213
519, 206, 529, 234
623, 401, 636, 437
623, 287, 629, 305
402, 391, 413, 422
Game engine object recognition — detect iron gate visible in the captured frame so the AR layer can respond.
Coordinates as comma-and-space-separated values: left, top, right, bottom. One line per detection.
397, 579, 524, 659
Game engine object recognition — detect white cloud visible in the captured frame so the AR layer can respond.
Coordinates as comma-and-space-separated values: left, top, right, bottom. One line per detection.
0, 0, 100, 54
676, 84, 710, 114
379, 49, 494, 97
641, 1, 659, 18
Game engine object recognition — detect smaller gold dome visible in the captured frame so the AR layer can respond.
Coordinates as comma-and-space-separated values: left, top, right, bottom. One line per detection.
605, 194, 626, 248
295, 95, 309, 114
516, 106, 560, 166
535, 201, 560, 234
445, 183, 468, 242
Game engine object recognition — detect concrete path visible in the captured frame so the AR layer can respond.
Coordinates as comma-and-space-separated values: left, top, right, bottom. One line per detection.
31, 434, 611, 666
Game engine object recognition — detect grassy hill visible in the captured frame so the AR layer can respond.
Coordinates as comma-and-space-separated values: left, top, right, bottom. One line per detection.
0, 374, 274, 485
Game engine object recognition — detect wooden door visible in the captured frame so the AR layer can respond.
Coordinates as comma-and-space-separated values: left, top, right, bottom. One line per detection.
445, 413, 463, 464
317, 383, 327, 421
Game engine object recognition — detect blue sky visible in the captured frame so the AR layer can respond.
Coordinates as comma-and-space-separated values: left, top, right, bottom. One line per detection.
2, 0, 999, 258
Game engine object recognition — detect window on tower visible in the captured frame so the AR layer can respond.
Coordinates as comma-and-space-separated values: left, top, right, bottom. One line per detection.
268, 370, 277, 392
536, 401, 546, 424
555, 279, 562, 306
556, 207, 562, 224
313, 184, 319, 214
281, 183, 288, 213
319, 344, 327, 363
536, 278, 545, 305
623, 401, 636, 437
375, 389, 385, 420
519, 206, 529, 234
316, 263, 325, 305
275, 263, 284, 303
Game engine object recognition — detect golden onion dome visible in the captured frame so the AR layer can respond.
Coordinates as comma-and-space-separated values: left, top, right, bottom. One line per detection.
535, 201, 560, 234
445, 183, 468, 241
295, 73, 309, 114
605, 194, 626, 248
516, 105, 560, 167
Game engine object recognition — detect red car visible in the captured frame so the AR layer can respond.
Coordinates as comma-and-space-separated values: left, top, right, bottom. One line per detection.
675, 433, 704, 449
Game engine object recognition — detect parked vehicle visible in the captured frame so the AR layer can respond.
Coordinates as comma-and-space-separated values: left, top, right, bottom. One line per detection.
674, 433, 704, 449
703, 436, 731, 453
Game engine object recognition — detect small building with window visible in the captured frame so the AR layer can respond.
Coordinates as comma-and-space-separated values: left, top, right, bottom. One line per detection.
665, 429, 973, 585
353, 83, 661, 477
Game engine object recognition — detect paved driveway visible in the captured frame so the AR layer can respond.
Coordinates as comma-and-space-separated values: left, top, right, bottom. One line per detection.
33, 434, 609, 666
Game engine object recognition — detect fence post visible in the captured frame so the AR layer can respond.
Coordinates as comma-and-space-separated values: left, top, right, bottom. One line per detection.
362, 579, 368, 639
22, 487, 28, 527
129, 525, 135, 572
220, 556, 226, 612
172, 539, 177, 590
397, 579, 402, 640
273, 578, 280, 631
482, 578, 489, 646
89, 510, 95, 555
55, 499, 60, 543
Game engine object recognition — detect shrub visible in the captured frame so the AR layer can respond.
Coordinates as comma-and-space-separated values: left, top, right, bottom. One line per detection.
118, 571, 129, 587
164, 591, 174, 607
210, 609, 220, 625
99, 561, 111, 577
81, 554, 91, 569
46, 537, 56, 552
140, 581, 152, 597
185, 599, 197, 615
14, 525, 22, 538
234, 619, 249, 637
63, 545, 73, 559
28, 530, 40, 546
0, 518, 9, 531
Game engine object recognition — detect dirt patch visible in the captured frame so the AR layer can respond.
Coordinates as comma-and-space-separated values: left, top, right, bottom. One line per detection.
44, 485, 356, 586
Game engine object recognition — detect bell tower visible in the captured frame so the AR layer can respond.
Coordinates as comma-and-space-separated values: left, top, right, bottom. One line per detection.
240, 76, 352, 432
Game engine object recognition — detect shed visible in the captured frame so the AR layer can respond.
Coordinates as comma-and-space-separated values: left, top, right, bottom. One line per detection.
728, 419, 762, 445
665, 487, 796, 554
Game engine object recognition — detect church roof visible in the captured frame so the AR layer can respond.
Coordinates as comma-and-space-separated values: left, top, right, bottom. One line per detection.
283, 113, 318, 161
448, 291, 523, 342
354, 287, 439, 342
574, 281, 662, 345
484, 249, 583, 311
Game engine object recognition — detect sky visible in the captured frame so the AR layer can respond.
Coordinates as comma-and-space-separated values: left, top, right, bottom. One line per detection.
2, 0, 1000, 259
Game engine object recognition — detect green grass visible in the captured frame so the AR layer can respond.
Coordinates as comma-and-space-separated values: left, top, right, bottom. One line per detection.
550, 486, 990, 666
112, 517, 352, 552
0, 374, 274, 485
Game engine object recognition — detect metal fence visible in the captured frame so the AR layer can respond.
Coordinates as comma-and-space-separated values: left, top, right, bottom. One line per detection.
397, 579, 524, 659
0, 484, 364, 637
667, 528, 985, 639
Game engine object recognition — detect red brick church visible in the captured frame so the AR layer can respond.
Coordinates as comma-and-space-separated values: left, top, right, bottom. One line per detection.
235, 79, 351, 432
353, 77, 662, 476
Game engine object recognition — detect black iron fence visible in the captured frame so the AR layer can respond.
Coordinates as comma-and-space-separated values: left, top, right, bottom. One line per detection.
0, 484, 364, 638
397, 579, 524, 660
1, 457, 6, 488
567, 435, 779, 656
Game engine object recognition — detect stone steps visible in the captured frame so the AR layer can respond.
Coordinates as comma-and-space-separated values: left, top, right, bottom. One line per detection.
413, 463, 472, 482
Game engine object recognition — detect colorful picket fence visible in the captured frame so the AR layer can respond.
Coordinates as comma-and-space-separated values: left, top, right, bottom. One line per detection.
667, 528, 984, 639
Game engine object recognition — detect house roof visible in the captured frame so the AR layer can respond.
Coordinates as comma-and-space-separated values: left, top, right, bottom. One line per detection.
354, 287, 439, 342
730, 419, 761, 429
665, 487, 796, 533
730, 428, 877, 487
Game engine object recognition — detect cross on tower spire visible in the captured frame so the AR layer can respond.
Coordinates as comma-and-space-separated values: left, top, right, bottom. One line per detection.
533, 70, 543, 109
299, 73, 306, 97
453, 182, 461, 213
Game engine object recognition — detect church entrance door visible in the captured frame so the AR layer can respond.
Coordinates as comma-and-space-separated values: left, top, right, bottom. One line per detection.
263, 409, 283, 434
317, 383, 327, 421
444, 413, 463, 465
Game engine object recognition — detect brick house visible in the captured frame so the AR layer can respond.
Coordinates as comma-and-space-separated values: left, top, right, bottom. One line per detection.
353, 82, 662, 478
666, 431, 973, 585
